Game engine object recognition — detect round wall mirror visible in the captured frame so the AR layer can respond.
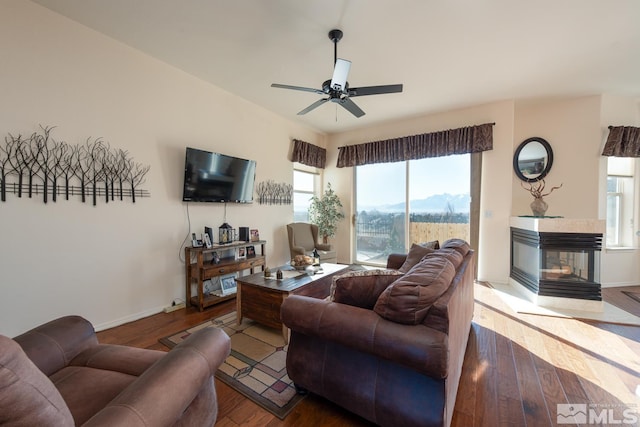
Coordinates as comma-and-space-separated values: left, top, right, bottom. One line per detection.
513, 137, 553, 182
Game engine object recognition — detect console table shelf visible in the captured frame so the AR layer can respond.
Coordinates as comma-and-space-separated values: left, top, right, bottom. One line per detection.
185, 240, 266, 311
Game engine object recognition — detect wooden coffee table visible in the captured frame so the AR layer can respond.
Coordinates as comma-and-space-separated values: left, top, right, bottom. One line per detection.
235, 263, 363, 343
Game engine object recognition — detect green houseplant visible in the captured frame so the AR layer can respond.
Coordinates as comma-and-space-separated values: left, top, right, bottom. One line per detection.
309, 183, 345, 244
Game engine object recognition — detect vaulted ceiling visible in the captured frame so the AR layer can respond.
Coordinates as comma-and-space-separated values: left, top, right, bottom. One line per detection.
31, 0, 640, 134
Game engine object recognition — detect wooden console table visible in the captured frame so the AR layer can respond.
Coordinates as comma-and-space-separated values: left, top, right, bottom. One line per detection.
185, 240, 266, 311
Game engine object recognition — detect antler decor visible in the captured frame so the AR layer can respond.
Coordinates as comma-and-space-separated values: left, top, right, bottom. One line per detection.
521, 179, 563, 199
521, 179, 562, 217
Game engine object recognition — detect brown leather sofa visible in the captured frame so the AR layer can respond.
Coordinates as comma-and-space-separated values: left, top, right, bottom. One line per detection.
0, 315, 231, 426
281, 239, 475, 427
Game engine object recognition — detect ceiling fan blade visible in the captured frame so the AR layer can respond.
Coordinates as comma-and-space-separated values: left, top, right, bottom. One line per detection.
348, 84, 403, 97
297, 98, 329, 115
271, 83, 324, 95
339, 97, 365, 118
330, 58, 351, 92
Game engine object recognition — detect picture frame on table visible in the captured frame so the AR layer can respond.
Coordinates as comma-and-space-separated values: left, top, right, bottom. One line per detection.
250, 229, 260, 242
203, 278, 215, 294
246, 245, 255, 257
220, 274, 237, 295
203, 233, 212, 249
235, 246, 246, 260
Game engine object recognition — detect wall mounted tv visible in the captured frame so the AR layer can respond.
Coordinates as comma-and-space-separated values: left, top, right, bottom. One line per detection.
182, 147, 256, 203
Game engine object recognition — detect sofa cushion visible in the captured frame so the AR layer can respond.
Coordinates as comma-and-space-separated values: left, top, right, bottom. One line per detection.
418, 239, 440, 250
428, 248, 464, 269
51, 366, 138, 425
374, 256, 456, 325
398, 243, 437, 273
0, 335, 74, 426
330, 269, 404, 309
441, 238, 470, 256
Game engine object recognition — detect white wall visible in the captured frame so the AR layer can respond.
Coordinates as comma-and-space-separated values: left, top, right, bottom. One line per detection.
512, 96, 602, 218
0, 0, 324, 336
512, 95, 640, 287
325, 100, 516, 284
599, 94, 640, 287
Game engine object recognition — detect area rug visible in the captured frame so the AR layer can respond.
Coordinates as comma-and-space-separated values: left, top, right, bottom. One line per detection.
488, 282, 640, 326
159, 312, 304, 419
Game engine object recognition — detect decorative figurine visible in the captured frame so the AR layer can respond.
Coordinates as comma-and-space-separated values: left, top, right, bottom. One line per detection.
277, 269, 283, 280
305, 265, 316, 276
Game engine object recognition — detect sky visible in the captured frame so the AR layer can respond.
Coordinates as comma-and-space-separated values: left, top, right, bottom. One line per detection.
356, 154, 470, 207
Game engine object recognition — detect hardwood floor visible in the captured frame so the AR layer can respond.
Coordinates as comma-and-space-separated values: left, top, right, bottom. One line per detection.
97, 284, 640, 426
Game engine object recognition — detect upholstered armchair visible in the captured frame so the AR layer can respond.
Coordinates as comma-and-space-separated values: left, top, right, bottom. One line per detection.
286, 222, 337, 263
1, 315, 230, 426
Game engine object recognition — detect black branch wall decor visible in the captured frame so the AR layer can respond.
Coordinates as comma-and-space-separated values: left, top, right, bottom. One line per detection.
0, 126, 150, 205
255, 180, 292, 205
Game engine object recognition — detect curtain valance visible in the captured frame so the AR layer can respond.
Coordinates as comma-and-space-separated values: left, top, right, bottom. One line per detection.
602, 126, 640, 157
336, 122, 494, 168
291, 139, 326, 169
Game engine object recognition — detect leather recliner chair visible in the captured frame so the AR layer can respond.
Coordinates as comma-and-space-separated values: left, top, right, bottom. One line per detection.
0, 315, 230, 426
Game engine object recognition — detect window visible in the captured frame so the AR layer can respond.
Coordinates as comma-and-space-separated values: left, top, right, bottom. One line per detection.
606, 157, 635, 248
293, 169, 316, 222
355, 154, 471, 265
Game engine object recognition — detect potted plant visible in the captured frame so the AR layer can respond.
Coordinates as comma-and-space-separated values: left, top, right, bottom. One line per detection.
309, 183, 345, 243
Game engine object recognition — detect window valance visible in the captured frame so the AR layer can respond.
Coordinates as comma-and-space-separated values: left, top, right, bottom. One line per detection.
291, 139, 326, 169
336, 122, 494, 168
602, 126, 640, 157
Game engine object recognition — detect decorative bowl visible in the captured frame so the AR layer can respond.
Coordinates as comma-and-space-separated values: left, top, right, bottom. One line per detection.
290, 261, 313, 271
290, 255, 315, 270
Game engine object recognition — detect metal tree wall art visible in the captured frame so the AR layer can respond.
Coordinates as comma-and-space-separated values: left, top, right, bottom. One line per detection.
255, 180, 292, 205
0, 126, 150, 205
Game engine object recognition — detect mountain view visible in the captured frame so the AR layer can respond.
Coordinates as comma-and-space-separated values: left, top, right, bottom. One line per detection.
359, 193, 470, 214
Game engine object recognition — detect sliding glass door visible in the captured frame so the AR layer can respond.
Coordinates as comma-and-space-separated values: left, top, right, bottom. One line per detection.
408, 154, 470, 247
355, 162, 406, 264
355, 154, 470, 265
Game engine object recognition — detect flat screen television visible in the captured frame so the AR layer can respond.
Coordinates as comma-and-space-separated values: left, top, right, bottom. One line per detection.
182, 147, 256, 203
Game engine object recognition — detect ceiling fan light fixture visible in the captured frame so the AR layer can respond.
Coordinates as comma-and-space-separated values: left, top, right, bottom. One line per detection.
331, 58, 351, 92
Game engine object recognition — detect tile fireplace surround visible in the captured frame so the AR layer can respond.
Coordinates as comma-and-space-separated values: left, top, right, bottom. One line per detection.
509, 217, 605, 312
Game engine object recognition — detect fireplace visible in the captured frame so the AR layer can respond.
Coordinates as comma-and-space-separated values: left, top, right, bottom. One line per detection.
509, 217, 604, 311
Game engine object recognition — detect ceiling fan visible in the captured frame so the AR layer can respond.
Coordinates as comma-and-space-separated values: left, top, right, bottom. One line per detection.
271, 29, 403, 118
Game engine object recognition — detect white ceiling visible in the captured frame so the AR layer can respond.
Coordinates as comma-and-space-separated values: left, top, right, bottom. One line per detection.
31, 0, 640, 134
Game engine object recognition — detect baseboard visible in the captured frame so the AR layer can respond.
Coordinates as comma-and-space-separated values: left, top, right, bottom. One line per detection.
163, 302, 186, 313
601, 281, 640, 288
93, 306, 164, 332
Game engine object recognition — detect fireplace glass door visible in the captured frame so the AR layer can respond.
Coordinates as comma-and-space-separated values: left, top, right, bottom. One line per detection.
510, 228, 602, 300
